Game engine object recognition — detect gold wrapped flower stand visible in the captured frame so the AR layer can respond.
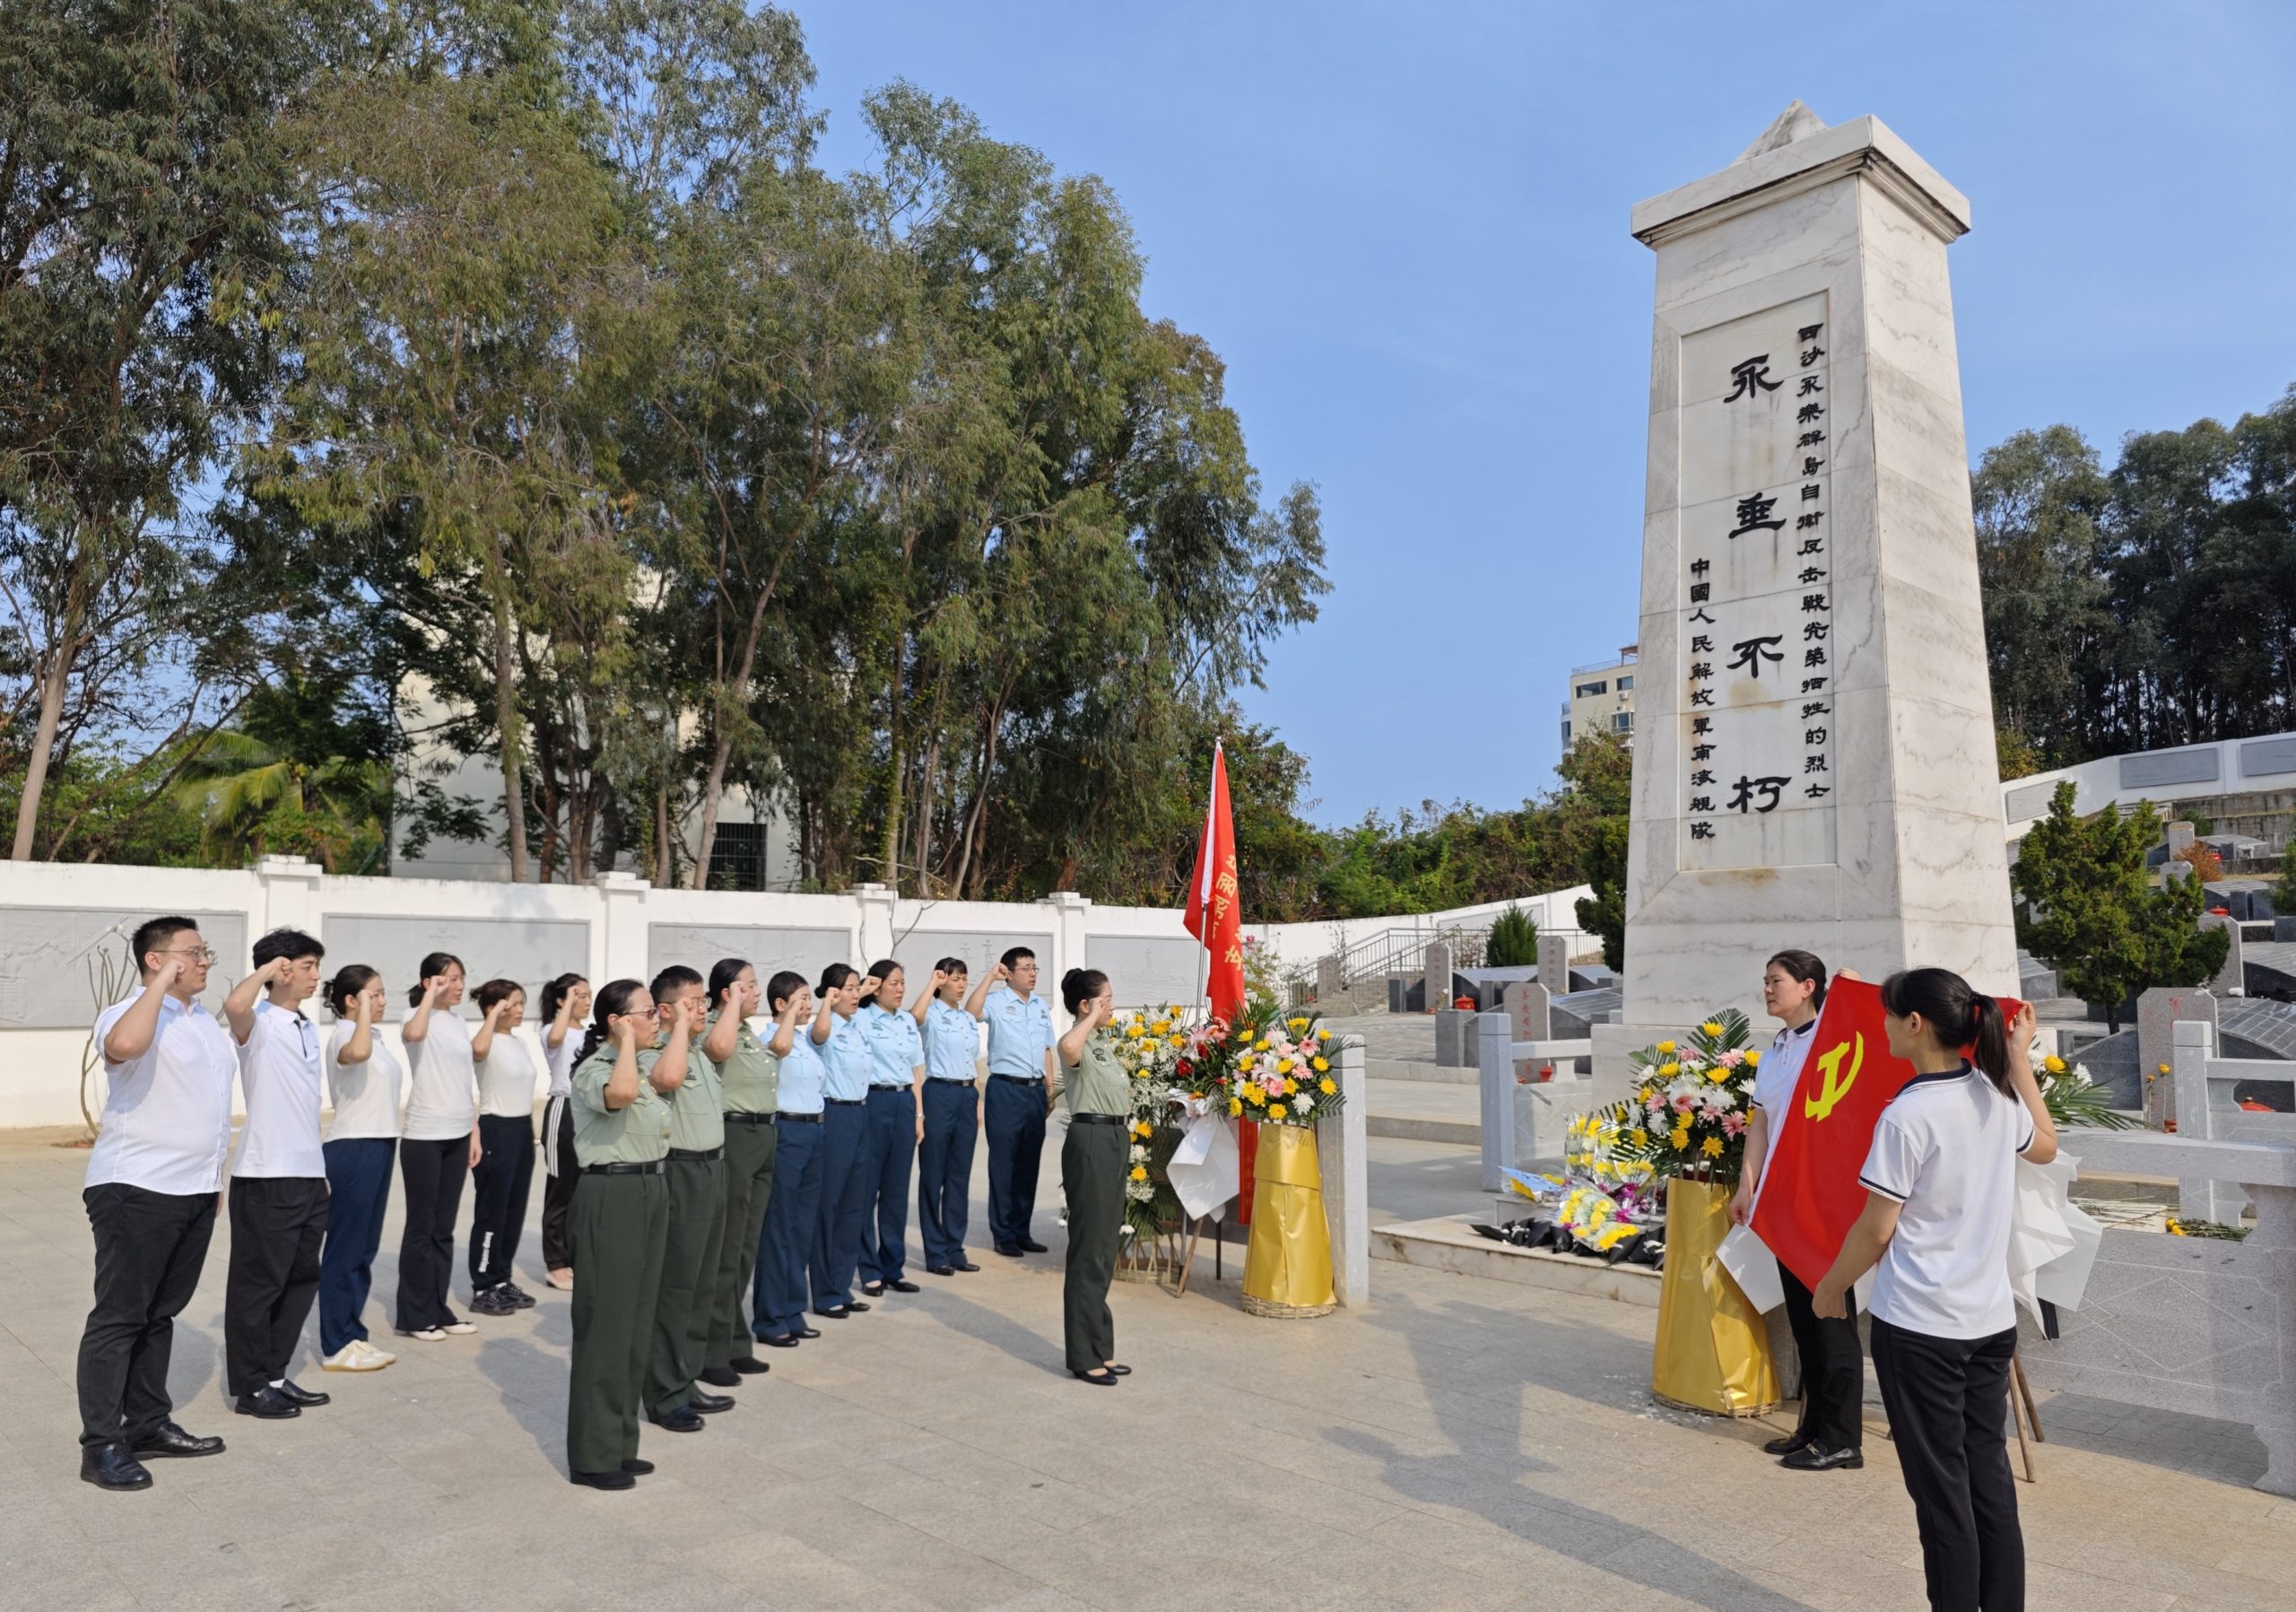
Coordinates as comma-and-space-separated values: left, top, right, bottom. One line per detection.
1651, 1178, 1780, 1416
1240, 1123, 1336, 1319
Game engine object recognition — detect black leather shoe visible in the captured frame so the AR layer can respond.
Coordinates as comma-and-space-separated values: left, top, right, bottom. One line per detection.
729, 1356, 770, 1376
794, 1325, 822, 1339
570, 1468, 635, 1490
886, 1279, 920, 1294
1762, 1431, 1813, 1456
688, 1391, 734, 1415
993, 1243, 1023, 1258
622, 1458, 655, 1476
816, 1305, 851, 1320
952, 1259, 981, 1272
759, 1333, 801, 1348
1072, 1369, 1117, 1386
1779, 1442, 1863, 1472
130, 1421, 224, 1460
927, 1264, 956, 1277
699, 1365, 742, 1388
235, 1386, 300, 1419
844, 1300, 872, 1312
81, 1444, 152, 1490
861, 1282, 885, 1297
648, 1406, 705, 1433
273, 1379, 330, 1407
1103, 1363, 1132, 1376
1018, 1239, 1048, 1253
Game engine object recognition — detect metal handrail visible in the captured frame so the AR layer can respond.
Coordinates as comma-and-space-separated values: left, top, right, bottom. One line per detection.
1326, 922, 1492, 990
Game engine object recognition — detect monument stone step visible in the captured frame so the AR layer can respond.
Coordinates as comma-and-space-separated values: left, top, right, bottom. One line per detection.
1363, 1076, 1480, 1145
1365, 1056, 1477, 1086
1372, 1214, 1659, 1307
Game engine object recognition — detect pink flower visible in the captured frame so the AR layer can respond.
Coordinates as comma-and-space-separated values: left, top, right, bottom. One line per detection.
1721, 1111, 1745, 1137
1716, 1050, 1744, 1069
1672, 1094, 1696, 1114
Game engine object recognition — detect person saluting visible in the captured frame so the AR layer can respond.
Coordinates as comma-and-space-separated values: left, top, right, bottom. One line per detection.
565, 980, 689, 1490
970, 949, 1055, 1258
1055, 968, 1132, 1387
698, 959, 776, 1389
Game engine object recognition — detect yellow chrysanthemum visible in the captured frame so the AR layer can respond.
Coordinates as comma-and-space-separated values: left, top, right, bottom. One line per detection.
1129, 1165, 1148, 1182
1150, 1019, 1170, 1035
1245, 1085, 1267, 1107
1701, 1136, 1725, 1158
1744, 1049, 1761, 1066
1238, 1053, 1256, 1073
1318, 1078, 1336, 1095
1277, 1058, 1294, 1074
1705, 1065, 1730, 1084
1700, 1021, 1723, 1038
1267, 1103, 1287, 1120
1254, 1038, 1270, 1052
1311, 1055, 1329, 1073
1318, 1027, 1331, 1041
1637, 1085, 1656, 1104
1126, 1024, 1144, 1039
1283, 1079, 1298, 1096
1631, 1127, 1648, 1147
1169, 1034, 1184, 1048
1288, 1016, 1309, 1033
2044, 1054, 2066, 1075
1659, 1061, 1680, 1077
1671, 1127, 1691, 1151
1228, 1098, 1243, 1117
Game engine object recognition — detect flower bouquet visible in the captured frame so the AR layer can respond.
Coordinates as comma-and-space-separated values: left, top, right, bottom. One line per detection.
1622, 1010, 1759, 1183
1109, 1006, 1195, 1279
1496, 1107, 1665, 1265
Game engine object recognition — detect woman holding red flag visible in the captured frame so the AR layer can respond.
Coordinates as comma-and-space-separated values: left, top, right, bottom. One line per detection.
1813, 970, 2054, 1612
1731, 949, 1866, 1473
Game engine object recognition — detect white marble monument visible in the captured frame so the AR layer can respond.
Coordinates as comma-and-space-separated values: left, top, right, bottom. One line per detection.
1605, 104, 2020, 1057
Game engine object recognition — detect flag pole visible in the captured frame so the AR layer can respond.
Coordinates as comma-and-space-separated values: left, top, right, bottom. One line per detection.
1178, 737, 1221, 1294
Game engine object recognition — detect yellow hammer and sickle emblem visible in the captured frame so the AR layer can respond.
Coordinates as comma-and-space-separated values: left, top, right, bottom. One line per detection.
1804, 1033, 1865, 1121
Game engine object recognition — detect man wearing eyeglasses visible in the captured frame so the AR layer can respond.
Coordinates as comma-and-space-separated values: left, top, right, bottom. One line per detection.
76, 917, 238, 1491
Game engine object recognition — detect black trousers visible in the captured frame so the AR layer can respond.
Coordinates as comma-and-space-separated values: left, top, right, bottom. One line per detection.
77, 1184, 216, 1449
985, 1076, 1048, 1247
540, 1096, 578, 1271
468, 1113, 536, 1294
396, 1137, 468, 1330
1779, 1259, 1865, 1448
1871, 1317, 2024, 1612
1060, 1122, 1126, 1375
224, 1176, 329, 1396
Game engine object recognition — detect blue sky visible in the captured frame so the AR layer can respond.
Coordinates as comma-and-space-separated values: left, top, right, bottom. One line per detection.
797, 1, 2296, 826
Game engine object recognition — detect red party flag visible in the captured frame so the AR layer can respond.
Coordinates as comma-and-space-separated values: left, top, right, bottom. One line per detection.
1183, 739, 1247, 1029
1752, 977, 2023, 1290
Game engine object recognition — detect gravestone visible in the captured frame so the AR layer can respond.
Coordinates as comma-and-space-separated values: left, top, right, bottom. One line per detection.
2200, 911, 2244, 997
1315, 954, 1341, 1006
1537, 934, 1570, 997
2275, 918, 2296, 945
2164, 859, 2195, 885
1508, 980, 1552, 1086
2166, 820, 2196, 860
1606, 104, 2019, 1071
1433, 1008, 1472, 1066
1422, 940, 1451, 1015
2137, 986, 2215, 1129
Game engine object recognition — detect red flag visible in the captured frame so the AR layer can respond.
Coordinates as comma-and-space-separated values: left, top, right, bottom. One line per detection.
1183, 740, 1254, 1221
1183, 740, 1247, 1028
1751, 978, 2022, 1290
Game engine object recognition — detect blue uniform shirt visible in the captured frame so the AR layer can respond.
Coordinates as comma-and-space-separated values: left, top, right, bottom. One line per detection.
862, 1003, 924, 1087
923, 999, 980, 1082
984, 986, 1054, 1079
819, 1012, 873, 1102
775, 1032, 826, 1115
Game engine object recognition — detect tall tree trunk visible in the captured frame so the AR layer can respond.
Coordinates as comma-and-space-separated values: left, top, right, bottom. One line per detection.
490, 585, 530, 882
690, 561, 788, 890
655, 787, 673, 887
10, 642, 73, 860
911, 732, 939, 897
878, 632, 906, 893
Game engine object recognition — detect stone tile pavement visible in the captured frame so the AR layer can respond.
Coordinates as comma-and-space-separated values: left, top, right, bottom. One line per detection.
3, 1134, 2291, 1611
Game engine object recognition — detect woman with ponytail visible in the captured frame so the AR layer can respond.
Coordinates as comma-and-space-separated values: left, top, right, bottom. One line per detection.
537, 972, 591, 1291
1053, 968, 1128, 1387
394, 954, 479, 1341
564, 979, 688, 1490
1813, 968, 2054, 1611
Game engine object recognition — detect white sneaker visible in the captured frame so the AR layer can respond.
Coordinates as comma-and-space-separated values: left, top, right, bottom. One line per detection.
353, 1339, 396, 1368
323, 1343, 381, 1372
396, 1326, 448, 1343
439, 1321, 477, 1336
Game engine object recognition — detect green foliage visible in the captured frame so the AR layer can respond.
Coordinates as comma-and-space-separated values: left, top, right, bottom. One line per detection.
1485, 905, 1540, 968
2013, 782, 2231, 1031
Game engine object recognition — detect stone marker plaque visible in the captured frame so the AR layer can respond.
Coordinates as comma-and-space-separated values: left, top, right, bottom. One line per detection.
895, 929, 1054, 1008
2137, 986, 2215, 1129
1083, 936, 1203, 1012
0, 906, 248, 1029
326, 914, 590, 1022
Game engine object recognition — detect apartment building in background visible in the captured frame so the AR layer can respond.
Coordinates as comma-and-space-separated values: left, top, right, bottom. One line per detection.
1561, 645, 1637, 751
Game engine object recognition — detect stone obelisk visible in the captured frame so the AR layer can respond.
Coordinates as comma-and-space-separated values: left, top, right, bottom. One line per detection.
1604, 104, 2018, 1061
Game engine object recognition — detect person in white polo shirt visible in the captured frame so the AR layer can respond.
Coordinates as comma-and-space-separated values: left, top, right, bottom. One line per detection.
221, 928, 335, 1421
317, 964, 398, 1372
396, 952, 483, 1340
76, 917, 236, 1492
1814, 969, 2054, 1612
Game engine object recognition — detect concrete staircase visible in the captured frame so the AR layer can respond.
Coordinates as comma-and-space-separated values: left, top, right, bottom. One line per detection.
1323, 1014, 1480, 1145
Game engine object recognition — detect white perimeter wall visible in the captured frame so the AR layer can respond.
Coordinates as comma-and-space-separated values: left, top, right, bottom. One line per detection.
0, 857, 1592, 1130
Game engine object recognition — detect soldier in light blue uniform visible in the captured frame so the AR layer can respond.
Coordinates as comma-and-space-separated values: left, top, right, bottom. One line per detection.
966, 947, 1055, 1258
752, 972, 823, 1348
808, 964, 876, 1320
856, 961, 926, 1298
914, 959, 983, 1276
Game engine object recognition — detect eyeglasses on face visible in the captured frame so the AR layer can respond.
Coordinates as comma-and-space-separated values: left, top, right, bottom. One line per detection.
161, 945, 219, 964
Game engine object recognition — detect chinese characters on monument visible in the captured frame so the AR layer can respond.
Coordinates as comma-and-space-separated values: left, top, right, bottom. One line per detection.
1679, 294, 1835, 869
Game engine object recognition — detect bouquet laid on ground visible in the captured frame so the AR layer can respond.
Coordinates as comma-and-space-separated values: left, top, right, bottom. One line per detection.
1492, 1105, 1665, 1266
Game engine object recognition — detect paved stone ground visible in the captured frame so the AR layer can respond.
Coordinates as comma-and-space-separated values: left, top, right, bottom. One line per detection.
4, 1137, 2292, 1611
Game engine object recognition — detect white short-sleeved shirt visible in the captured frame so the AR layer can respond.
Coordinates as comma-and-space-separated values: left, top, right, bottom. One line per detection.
1858, 1065, 2036, 1340
88, 989, 239, 1197
476, 1032, 541, 1119
403, 1008, 478, 1141
544, 1031, 579, 1101
1751, 1017, 1818, 1123
234, 999, 326, 1178
326, 1019, 404, 1140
